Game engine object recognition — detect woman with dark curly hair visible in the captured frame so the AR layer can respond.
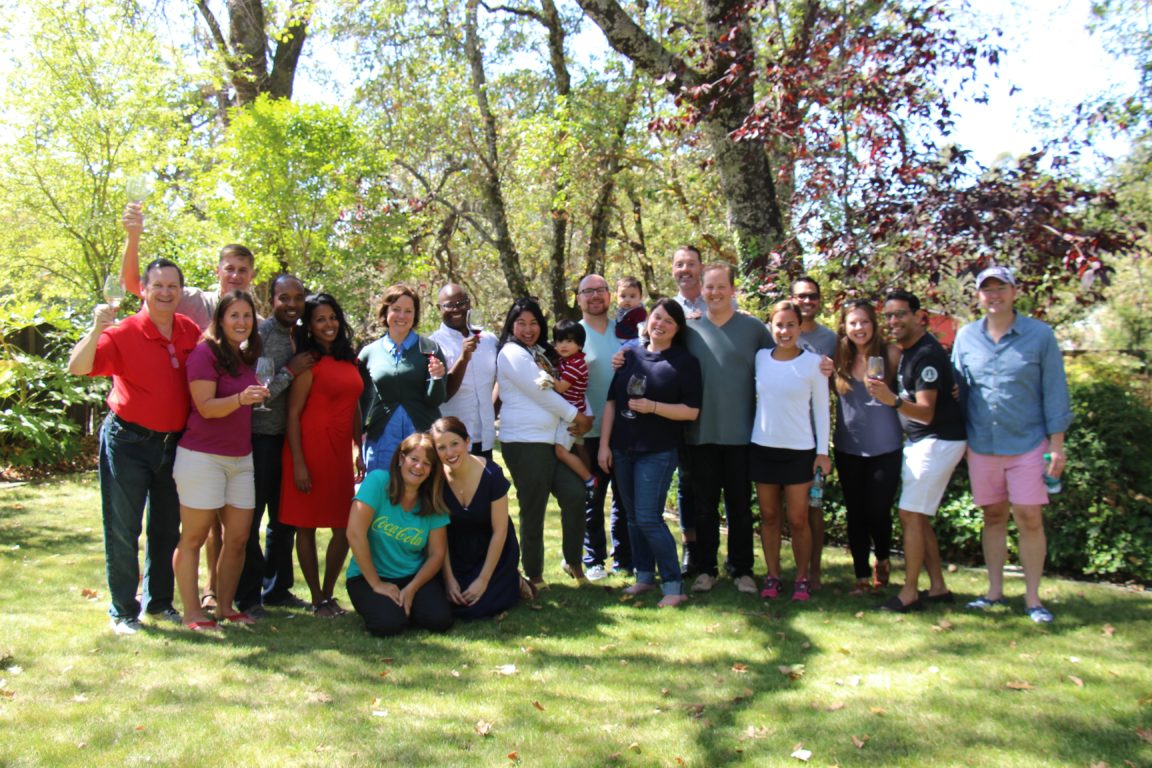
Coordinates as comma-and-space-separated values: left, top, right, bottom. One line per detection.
172, 291, 270, 629
279, 293, 365, 618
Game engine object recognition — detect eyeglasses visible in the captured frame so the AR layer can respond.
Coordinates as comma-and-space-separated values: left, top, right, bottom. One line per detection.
883, 310, 911, 321
577, 287, 610, 296
793, 292, 820, 301
165, 343, 179, 369
439, 299, 470, 310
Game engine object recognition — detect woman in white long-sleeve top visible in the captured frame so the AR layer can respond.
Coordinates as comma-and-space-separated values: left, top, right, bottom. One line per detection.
495, 298, 593, 590
751, 300, 831, 604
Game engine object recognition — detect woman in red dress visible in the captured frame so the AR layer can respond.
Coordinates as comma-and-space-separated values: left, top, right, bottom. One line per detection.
279, 293, 365, 617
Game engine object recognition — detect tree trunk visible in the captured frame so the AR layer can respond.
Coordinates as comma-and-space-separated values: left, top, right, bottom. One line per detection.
463, 0, 529, 299
540, 0, 576, 320
586, 73, 639, 276
576, 0, 791, 279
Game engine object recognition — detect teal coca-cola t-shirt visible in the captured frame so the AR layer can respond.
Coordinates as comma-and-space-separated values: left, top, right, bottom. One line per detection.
346, 470, 449, 581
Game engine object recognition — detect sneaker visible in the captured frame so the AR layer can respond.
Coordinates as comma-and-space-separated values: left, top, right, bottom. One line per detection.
759, 577, 783, 600
1025, 605, 1054, 624
733, 575, 758, 595
243, 605, 269, 620
966, 595, 1010, 611
110, 616, 143, 635
792, 579, 811, 602
585, 564, 609, 581
150, 607, 183, 625
691, 573, 716, 593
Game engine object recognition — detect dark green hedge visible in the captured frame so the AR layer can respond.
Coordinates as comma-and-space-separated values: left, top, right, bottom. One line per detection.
824, 380, 1152, 584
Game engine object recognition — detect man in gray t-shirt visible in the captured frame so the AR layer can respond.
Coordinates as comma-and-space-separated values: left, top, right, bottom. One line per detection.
683, 263, 774, 596
791, 276, 838, 588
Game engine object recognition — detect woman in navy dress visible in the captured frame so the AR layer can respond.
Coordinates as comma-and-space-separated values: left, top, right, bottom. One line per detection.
431, 416, 521, 619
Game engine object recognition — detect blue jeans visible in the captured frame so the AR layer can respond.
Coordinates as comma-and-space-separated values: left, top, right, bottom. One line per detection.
364, 408, 417, 473
98, 413, 182, 619
612, 448, 682, 595
582, 435, 632, 571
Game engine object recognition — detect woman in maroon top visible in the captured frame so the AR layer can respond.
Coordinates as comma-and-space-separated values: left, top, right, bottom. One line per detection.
172, 292, 270, 629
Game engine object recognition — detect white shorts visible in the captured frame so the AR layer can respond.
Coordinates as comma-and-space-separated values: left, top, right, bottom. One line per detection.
173, 446, 255, 510
898, 438, 966, 516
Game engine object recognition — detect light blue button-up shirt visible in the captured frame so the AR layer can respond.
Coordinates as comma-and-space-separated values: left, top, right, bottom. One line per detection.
952, 313, 1073, 456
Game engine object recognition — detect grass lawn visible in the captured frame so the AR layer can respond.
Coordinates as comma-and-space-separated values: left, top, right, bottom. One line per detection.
1, 472, 1150, 767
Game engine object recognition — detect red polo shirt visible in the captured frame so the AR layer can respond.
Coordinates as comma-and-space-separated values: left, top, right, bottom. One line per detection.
89, 311, 202, 432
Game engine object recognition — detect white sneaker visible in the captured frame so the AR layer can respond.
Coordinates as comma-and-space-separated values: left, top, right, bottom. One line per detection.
733, 575, 758, 595
585, 565, 609, 581
110, 616, 143, 635
691, 573, 716, 593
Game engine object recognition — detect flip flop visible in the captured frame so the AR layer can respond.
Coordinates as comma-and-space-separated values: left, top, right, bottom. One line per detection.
219, 611, 256, 625
185, 619, 217, 631
879, 594, 924, 613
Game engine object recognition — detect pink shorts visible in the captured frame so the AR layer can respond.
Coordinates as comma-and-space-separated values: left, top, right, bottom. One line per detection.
966, 443, 1049, 507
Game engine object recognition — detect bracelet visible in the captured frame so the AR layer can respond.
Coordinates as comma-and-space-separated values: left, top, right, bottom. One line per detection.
282, 366, 294, 381
652, 402, 657, 415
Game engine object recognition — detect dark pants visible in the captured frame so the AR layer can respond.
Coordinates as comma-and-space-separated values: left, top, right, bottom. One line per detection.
471, 443, 493, 461
98, 413, 181, 619
346, 574, 454, 637
836, 449, 901, 579
686, 443, 754, 579
235, 433, 297, 609
501, 441, 586, 581
581, 435, 632, 571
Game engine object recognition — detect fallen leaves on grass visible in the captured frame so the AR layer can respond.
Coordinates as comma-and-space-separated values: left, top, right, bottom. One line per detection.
628, 742, 641, 752
1136, 726, 1152, 744
306, 691, 333, 704
378, 670, 390, 678
1068, 675, 1085, 688
741, 725, 770, 740
1005, 681, 1034, 691
0, 690, 14, 699
778, 664, 805, 680
370, 697, 388, 717
931, 619, 954, 632
686, 703, 706, 720
80, 588, 99, 600
1103, 625, 1116, 638
826, 702, 846, 711
852, 734, 870, 749
475, 719, 493, 736
870, 707, 887, 715
731, 662, 748, 674
790, 745, 812, 761
532, 700, 545, 711
72, 694, 88, 703
495, 664, 518, 676
450, 670, 461, 678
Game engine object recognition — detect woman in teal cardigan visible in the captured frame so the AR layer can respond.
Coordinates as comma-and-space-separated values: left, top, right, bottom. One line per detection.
359, 284, 447, 472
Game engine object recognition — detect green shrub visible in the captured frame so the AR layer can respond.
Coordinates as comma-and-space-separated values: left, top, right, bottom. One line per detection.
0, 302, 104, 468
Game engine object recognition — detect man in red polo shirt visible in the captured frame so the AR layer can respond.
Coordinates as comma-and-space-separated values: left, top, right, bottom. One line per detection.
69, 257, 201, 634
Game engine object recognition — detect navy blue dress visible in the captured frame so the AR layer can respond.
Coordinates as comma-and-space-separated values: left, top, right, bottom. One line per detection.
445, 460, 521, 619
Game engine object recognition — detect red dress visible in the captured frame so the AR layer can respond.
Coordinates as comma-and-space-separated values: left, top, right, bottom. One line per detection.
280, 356, 364, 528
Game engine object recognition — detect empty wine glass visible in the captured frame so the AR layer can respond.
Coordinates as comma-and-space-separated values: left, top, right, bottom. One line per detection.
253, 357, 276, 412
866, 355, 885, 407
103, 275, 125, 323
466, 308, 484, 338
621, 374, 647, 420
126, 174, 154, 203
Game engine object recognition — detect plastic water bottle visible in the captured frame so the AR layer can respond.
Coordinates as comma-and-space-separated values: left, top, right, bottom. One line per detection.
809, 468, 825, 509
1042, 453, 1062, 494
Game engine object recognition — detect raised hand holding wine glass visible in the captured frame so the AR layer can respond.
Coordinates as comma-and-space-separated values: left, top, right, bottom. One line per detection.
253, 356, 276, 411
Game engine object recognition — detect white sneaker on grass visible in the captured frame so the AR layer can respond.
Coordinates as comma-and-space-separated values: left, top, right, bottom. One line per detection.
110, 616, 143, 635
585, 565, 609, 581
691, 573, 716, 593
733, 575, 758, 595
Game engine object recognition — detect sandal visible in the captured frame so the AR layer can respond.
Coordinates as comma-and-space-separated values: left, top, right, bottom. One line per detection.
185, 619, 217, 631
849, 578, 872, 596
200, 591, 217, 611
312, 598, 346, 618
873, 559, 891, 588
519, 575, 539, 601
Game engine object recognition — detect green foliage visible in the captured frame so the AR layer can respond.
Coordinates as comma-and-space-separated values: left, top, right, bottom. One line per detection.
0, 302, 103, 468
0, 0, 201, 303
199, 95, 410, 321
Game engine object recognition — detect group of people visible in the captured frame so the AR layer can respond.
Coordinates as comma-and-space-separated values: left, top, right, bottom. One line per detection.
71, 205, 1072, 638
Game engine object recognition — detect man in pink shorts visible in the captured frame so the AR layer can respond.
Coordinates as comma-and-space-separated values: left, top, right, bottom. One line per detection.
952, 266, 1073, 623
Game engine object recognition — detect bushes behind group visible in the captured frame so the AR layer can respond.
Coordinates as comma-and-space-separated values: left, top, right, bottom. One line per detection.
823, 379, 1152, 584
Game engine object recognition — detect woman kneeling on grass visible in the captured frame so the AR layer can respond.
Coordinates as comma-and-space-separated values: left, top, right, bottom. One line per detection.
173, 291, 270, 630
751, 300, 831, 603
345, 432, 454, 636
431, 416, 523, 619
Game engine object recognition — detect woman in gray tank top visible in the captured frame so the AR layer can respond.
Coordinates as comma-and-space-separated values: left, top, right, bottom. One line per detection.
832, 301, 904, 595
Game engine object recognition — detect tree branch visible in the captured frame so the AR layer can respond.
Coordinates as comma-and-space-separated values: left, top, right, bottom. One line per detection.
575, 0, 700, 91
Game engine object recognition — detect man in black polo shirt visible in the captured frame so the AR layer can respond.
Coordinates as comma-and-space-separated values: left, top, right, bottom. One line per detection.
866, 290, 966, 612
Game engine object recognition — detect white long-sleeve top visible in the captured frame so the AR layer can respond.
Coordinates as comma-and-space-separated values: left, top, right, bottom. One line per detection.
751, 348, 830, 453
496, 342, 578, 444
